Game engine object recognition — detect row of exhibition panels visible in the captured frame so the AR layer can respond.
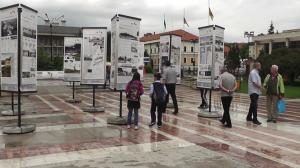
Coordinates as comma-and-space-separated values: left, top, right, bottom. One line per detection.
0, 4, 226, 94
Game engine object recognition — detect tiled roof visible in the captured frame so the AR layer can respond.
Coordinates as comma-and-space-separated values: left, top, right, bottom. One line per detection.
140, 29, 198, 42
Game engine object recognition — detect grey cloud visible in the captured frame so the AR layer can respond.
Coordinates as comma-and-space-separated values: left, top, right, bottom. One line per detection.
1, 0, 299, 42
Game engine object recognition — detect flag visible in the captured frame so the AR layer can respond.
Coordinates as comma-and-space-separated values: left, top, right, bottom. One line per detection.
163, 15, 166, 30
183, 17, 189, 27
209, 7, 214, 21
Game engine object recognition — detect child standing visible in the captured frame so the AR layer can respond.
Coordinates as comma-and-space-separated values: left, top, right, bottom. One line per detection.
125, 72, 144, 130
149, 73, 167, 128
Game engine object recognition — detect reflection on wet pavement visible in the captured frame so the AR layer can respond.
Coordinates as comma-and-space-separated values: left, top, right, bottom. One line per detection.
0, 77, 299, 168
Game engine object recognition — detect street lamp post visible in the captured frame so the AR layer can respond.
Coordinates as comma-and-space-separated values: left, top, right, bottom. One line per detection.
244, 31, 254, 58
244, 31, 254, 78
39, 14, 65, 61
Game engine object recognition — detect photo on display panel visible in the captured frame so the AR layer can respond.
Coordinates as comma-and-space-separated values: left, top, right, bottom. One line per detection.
1, 18, 17, 37
1, 53, 14, 77
23, 27, 36, 39
64, 43, 81, 73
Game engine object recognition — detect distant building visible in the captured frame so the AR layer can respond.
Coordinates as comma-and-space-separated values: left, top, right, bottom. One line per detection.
140, 29, 199, 71
251, 28, 300, 59
37, 25, 82, 58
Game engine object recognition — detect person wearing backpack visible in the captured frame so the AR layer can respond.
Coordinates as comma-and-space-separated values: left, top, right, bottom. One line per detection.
263, 65, 285, 123
125, 72, 144, 130
149, 73, 167, 128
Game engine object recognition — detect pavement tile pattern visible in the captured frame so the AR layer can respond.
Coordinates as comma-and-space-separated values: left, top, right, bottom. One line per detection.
0, 76, 299, 168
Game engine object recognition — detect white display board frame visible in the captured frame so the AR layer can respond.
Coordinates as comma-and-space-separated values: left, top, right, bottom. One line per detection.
0, 4, 37, 93
197, 25, 225, 89
110, 14, 142, 91
63, 37, 82, 82
81, 27, 107, 85
159, 34, 182, 83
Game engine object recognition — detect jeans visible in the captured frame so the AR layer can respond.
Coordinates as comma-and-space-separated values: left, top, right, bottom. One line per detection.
165, 83, 178, 110
247, 93, 259, 121
150, 99, 164, 125
221, 96, 233, 126
127, 107, 138, 126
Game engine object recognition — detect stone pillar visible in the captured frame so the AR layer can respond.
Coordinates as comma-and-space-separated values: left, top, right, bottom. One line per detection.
285, 39, 289, 48
269, 41, 272, 55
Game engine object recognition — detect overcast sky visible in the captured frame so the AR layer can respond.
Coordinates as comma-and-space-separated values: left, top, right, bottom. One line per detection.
1, 0, 300, 42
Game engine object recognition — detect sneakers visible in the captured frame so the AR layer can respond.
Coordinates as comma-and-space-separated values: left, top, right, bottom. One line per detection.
127, 125, 131, 129
219, 119, 225, 125
157, 124, 162, 128
173, 108, 178, 115
149, 122, 156, 127
134, 125, 139, 130
253, 120, 262, 125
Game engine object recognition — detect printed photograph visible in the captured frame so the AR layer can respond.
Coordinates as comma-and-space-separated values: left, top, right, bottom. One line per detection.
64, 43, 81, 73
119, 32, 138, 41
23, 27, 37, 39
1, 18, 17, 37
1, 54, 13, 77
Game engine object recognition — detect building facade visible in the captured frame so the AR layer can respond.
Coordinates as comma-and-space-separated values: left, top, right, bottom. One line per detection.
251, 28, 300, 59
37, 25, 82, 58
140, 29, 199, 72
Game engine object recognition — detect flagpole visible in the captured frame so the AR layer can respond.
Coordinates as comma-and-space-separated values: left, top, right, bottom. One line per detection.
183, 8, 185, 30
208, 0, 210, 25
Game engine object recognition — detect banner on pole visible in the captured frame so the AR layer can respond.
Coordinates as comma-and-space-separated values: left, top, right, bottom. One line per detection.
63, 37, 82, 82
0, 4, 37, 92
110, 14, 142, 90
197, 25, 224, 89
81, 27, 107, 85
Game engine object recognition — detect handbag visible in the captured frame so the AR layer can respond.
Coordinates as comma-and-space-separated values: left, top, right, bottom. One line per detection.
277, 99, 286, 113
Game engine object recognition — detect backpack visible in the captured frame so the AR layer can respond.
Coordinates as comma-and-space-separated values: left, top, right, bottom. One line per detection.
127, 81, 141, 102
152, 82, 166, 105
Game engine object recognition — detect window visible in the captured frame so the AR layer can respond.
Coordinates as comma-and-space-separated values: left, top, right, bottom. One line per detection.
191, 58, 194, 63
191, 46, 194, 52
184, 46, 187, 52
184, 58, 187, 63
150, 49, 152, 54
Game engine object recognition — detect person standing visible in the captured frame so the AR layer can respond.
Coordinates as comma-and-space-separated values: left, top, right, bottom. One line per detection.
219, 67, 237, 128
246, 62, 262, 125
162, 61, 179, 114
125, 72, 144, 130
149, 73, 168, 128
263, 65, 285, 123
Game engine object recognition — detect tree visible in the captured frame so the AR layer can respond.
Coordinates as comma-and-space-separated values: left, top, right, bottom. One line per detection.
268, 21, 275, 34
226, 43, 240, 75
37, 48, 63, 71
257, 48, 300, 84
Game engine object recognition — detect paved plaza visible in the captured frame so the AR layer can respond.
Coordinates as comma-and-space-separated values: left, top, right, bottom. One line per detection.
0, 77, 300, 168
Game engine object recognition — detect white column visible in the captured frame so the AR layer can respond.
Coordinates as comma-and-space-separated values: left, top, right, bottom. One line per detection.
285, 39, 289, 48
269, 41, 272, 55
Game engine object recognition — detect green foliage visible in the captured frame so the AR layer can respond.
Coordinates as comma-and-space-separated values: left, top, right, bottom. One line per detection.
239, 44, 249, 59
226, 44, 240, 74
145, 64, 153, 74
257, 48, 300, 84
238, 80, 300, 98
268, 21, 275, 34
37, 48, 63, 71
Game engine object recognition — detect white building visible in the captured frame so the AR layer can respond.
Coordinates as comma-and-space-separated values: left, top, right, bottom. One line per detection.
140, 29, 198, 72
250, 28, 300, 59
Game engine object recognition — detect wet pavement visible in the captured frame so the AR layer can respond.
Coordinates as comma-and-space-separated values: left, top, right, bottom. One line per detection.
0, 76, 299, 168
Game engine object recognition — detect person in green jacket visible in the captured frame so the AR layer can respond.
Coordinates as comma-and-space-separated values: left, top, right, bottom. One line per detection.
263, 65, 285, 123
